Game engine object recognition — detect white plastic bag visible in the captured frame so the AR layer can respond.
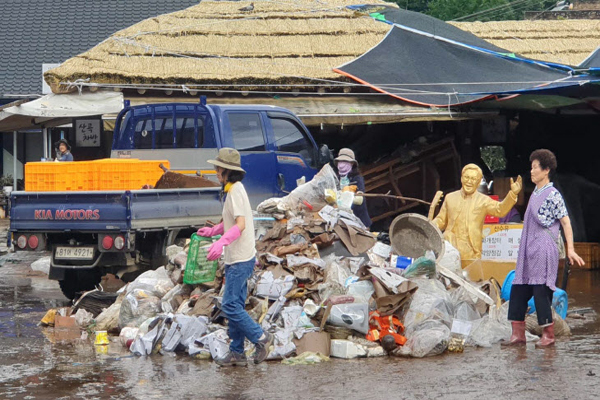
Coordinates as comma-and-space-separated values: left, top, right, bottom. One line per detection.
281, 164, 339, 212
397, 320, 450, 358
346, 280, 375, 302
118, 289, 162, 329
403, 278, 453, 330
126, 267, 174, 298
438, 240, 461, 274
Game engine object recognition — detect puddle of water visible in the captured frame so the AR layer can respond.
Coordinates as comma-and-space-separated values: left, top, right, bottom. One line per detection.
0, 254, 598, 399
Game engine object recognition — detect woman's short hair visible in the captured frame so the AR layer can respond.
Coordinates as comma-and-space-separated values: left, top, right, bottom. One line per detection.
530, 149, 557, 173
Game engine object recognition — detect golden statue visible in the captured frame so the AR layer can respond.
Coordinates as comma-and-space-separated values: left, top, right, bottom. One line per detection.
432, 164, 522, 261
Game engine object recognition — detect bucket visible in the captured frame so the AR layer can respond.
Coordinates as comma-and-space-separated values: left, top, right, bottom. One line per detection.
388, 213, 445, 260
95, 330, 109, 345
500, 269, 568, 319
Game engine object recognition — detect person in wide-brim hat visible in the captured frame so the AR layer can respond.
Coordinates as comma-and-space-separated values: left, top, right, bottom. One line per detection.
334, 147, 358, 166
207, 147, 246, 173
198, 147, 274, 366
55, 139, 74, 162
333, 147, 371, 228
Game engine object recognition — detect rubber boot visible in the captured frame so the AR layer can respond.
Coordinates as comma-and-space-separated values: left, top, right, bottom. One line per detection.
501, 321, 526, 347
535, 322, 555, 348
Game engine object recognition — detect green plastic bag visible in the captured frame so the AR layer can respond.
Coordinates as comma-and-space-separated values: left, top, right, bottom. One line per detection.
183, 233, 220, 284
403, 252, 436, 278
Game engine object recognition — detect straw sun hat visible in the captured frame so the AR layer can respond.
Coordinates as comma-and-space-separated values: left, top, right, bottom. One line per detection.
334, 148, 358, 166
207, 147, 246, 172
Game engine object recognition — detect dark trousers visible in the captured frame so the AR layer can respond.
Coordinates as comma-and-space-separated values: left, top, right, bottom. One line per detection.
508, 284, 554, 326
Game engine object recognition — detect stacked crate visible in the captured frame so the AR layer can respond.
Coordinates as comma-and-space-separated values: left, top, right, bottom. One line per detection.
25, 159, 169, 191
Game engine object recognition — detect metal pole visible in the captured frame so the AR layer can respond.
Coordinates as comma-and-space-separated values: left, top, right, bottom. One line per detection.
42, 127, 48, 159
13, 131, 17, 188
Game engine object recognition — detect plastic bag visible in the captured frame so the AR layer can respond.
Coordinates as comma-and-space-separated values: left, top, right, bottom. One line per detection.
281, 164, 339, 212
403, 253, 436, 278
281, 351, 330, 365
396, 320, 450, 358
126, 267, 174, 298
453, 301, 481, 321
324, 255, 351, 286
119, 327, 140, 347
438, 241, 461, 274
74, 308, 94, 327
346, 280, 375, 302
118, 289, 162, 329
94, 299, 122, 332
403, 278, 453, 331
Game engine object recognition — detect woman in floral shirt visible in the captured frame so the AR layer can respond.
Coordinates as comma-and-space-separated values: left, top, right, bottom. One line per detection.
503, 149, 584, 348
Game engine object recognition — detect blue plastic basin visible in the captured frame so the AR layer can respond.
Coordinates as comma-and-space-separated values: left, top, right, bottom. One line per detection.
500, 269, 568, 319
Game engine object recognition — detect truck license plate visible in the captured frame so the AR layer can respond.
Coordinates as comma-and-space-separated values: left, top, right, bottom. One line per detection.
55, 247, 95, 260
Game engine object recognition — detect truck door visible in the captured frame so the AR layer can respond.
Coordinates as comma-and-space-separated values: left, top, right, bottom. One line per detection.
266, 112, 318, 196
223, 111, 277, 207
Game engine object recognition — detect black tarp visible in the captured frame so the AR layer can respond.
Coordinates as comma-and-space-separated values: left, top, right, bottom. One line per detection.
335, 26, 596, 107
374, 7, 508, 54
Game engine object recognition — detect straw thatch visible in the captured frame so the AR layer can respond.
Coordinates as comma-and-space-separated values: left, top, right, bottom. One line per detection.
45, 2, 600, 94
45, 0, 394, 93
451, 20, 600, 66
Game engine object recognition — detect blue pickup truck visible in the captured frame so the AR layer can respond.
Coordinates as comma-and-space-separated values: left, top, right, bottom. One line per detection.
9, 99, 331, 298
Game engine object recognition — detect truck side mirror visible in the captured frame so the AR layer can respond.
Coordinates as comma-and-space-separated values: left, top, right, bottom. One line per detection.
317, 144, 333, 167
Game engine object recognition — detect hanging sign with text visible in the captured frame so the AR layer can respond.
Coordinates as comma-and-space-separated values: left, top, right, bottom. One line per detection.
74, 118, 102, 147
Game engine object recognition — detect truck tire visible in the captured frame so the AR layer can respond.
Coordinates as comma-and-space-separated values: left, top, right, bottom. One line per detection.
58, 269, 102, 300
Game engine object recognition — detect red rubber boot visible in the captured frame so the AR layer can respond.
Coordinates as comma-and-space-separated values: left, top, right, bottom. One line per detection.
535, 322, 555, 348
501, 321, 527, 347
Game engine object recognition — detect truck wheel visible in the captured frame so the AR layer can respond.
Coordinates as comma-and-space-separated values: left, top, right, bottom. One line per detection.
58, 269, 102, 300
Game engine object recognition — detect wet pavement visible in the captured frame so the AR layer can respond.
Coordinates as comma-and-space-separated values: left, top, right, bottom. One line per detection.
1, 239, 599, 399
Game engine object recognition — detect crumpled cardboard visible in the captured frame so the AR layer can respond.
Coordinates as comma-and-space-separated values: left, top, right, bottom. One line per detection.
293, 331, 331, 356
333, 219, 376, 256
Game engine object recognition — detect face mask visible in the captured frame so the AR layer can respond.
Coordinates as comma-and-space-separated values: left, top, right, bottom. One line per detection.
337, 161, 353, 176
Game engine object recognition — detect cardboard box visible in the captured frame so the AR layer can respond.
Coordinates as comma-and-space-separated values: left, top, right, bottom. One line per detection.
462, 259, 517, 287
54, 315, 81, 341
293, 331, 331, 356
54, 315, 78, 328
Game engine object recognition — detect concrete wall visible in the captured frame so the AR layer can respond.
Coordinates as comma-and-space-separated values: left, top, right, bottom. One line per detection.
526, 10, 600, 19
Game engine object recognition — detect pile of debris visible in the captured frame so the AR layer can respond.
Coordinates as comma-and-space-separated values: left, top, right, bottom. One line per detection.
39, 164, 572, 362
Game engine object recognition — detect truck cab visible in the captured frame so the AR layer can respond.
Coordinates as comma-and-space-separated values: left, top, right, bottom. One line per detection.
111, 101, 329, 206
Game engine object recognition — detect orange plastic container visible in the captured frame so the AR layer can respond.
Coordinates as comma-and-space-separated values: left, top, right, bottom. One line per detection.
25, 159, 169, 191
25, 161, 94, 191
92, 159, 169, 190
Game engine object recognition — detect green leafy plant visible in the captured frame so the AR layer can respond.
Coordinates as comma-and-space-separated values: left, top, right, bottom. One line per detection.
0, 175, 14, 187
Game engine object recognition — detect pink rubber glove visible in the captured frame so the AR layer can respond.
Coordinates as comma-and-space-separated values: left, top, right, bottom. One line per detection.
207, 225, 241, 261
197, 222, 224, 237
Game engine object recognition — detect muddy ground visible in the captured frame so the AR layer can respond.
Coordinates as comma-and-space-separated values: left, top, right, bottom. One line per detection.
1, 221, 599, 400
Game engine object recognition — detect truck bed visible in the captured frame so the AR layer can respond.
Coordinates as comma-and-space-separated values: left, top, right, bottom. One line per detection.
9, 188, 223, 233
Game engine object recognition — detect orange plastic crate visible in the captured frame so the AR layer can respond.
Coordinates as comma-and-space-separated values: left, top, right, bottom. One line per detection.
92, 159, 169, 190
25, 161, 94, 191
25, 159, 169, 191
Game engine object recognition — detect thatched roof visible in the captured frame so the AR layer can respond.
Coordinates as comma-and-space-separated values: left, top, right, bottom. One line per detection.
44, 0, 394, 94
451, 20, 600, 67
